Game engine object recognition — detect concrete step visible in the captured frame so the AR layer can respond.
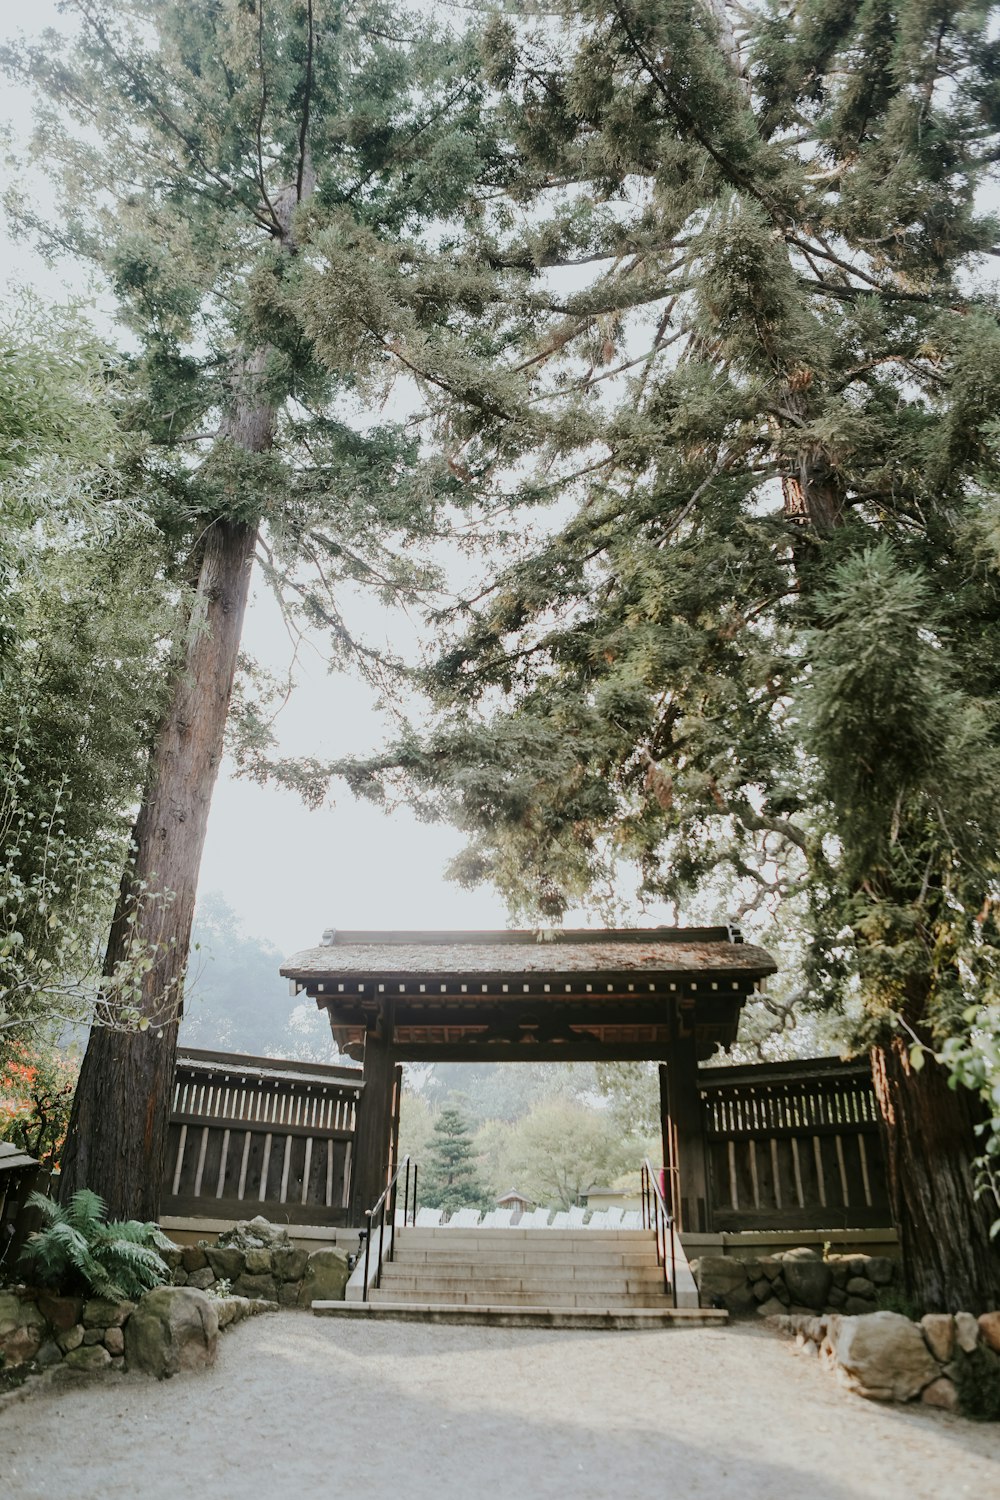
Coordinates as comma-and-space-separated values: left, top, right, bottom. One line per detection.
379, 1266, 668, 1290
400, 1228, 651, 1244
369, 1286, 673, 1308
378, 1272, 668, 1296
349, 1226, 691, 1316
392, 1242, 665, 1266
382, 1258, 664, 1278
314, 1301, 727, 1330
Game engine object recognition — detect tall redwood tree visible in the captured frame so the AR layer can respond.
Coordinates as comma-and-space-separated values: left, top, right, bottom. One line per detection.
319, 0, 1000, 1308
4, 0, 493, 1218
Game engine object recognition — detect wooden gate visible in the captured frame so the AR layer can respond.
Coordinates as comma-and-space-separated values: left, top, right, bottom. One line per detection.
163, 1048, 363, 1226
696, 1056, 890, 1231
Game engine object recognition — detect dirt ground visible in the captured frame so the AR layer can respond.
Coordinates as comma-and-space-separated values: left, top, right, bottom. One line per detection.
4, 1314, 999, 1499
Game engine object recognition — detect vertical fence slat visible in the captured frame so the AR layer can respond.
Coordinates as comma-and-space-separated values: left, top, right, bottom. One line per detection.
171, 1125, 188, 1196
165, 1054, 362, 1224
697, 1060, 888, 1230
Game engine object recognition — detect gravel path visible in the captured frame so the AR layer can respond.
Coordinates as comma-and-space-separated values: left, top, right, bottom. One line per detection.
5, 1314, 999, 1499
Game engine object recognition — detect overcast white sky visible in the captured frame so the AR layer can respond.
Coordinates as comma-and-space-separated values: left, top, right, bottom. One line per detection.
1, 0, 519, 958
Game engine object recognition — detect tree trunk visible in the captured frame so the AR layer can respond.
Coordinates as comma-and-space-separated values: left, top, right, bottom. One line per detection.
871, 1034, 1000, 1312
60, 371, 272, 1219
778, 382, 845, 529
59, 143, 315, 1219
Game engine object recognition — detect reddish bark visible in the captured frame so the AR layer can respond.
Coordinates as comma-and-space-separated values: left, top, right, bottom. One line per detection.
59, 172, 311, 1220
871, 1035, 1000, 1312
59, 512, 260, 1218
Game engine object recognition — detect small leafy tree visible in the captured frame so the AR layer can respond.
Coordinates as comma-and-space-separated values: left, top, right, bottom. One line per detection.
398, 1086, 435, 1166
421, 1106, 488, 1212
0, 1040, 78, 1171
18, 1189, 174, 1300
480, 1100, 639, 1212
0, 296, 171, 1060
940, 1007, 1000, 1241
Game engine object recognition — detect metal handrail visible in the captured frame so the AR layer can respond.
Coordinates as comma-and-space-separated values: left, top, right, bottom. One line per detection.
641, 1157, 678, 1307
360, 1155, 418, 1301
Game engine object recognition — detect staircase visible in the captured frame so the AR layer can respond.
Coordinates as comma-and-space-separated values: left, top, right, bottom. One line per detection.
314, 1227, 725, 1329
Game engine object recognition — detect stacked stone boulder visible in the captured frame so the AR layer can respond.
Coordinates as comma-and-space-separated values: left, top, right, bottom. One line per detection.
160, 1216, 348, 1306
691, 1246, 896, 1317
770, 1306, 1000, 1414
1, 1289, 133, 1377
1, 1215, 346, 1397
0, 1281, 275, 1400
124, 1285, 220, 1379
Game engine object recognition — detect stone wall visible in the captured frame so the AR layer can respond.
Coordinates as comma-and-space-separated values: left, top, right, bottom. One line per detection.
1, 1288, 134, 1377
1, 1217, 349, 1403
771, 1307, 1000, 1416
691, 1245, 897, 1317
0, 1283, 271, 1405
161, 1215, 350, 1307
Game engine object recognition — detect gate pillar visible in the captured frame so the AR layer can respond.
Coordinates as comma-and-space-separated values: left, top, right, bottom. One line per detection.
348, 1017, 396, 1224
662, 1034, 712, 1234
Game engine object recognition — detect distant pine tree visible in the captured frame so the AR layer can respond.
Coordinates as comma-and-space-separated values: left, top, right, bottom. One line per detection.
421, 1107, 488, 1213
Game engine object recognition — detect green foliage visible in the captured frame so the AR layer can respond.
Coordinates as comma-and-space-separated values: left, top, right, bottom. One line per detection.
1, 0, 497, 679
0, 292, 117, 479
0, 1, 506, 1203
940, 1007, 1000, 1238
476, 1099, 642, 1212
18, 1189, 174, 1300
594, 1063, 661, 1138
0, 1037, 78, 1171
313, 2, 1000, 1298
421, 1105, 489, 1212
398, 1087, 436, 1166
873, 1285, 925, 1322
329, 2, 1000, 1067
954, 1345, 1000, 1422
405, 1063, 657, 1211
0, 297, 174, 1058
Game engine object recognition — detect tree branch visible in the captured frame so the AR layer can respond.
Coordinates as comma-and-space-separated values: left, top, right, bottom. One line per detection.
296, 0, 315, 202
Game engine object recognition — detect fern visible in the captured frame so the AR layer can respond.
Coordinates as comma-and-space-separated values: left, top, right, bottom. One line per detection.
18, 1190, 174, 1300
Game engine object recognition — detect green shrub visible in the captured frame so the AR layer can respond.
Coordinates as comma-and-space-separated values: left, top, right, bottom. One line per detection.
18, 1189, 174, 1301
955, 1346, 1000, 1422
874, 1286, 924, 1321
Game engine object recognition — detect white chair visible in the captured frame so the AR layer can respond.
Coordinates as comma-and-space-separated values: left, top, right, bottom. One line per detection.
586, 1210, 610, 1229
567, 1206, 586, 1228
606, 1207, 624, 1228
550, 1211, 570, 1229
479, 1209, 499, 1227
446, 1208, 481, 1228
415, 1206, 443, 1227
520, 1206, 550, 1228
621, 1210, 642, 1230
492, 1208, 514, 1228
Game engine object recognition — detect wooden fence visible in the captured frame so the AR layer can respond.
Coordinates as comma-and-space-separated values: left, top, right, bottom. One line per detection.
698, 1056, 890, 1231
163, 1048, 364, 1226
